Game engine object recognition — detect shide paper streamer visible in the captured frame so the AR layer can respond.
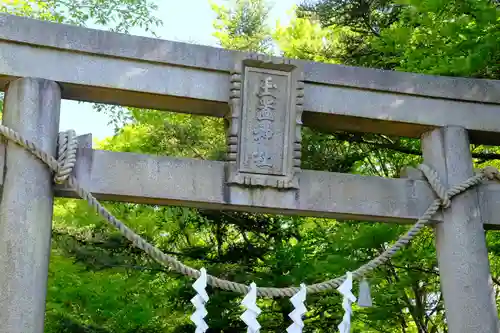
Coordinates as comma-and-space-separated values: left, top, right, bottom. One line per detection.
241, 282, 262, 333
337, 272, 357, 333
287, 283, 307, 333
191, 268, 209, 333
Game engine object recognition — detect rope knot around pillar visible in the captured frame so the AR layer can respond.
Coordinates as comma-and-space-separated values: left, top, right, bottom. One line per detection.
54, 130, 78, 184
482, 166, 500, 181
417, 164, 451, 208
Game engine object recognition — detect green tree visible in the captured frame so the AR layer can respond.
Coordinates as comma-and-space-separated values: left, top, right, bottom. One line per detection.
3, 0, 500, 332
283, 1, 500, 332
1, 0, 162, 33
297, 0, 500, 77
211, 0, 273, 52
42, 1, 392, 330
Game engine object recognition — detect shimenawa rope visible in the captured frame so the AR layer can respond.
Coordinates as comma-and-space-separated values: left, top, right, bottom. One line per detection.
1, 125, 499, 298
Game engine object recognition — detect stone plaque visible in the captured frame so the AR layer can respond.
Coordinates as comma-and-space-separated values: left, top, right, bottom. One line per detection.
226, 54, 303, 189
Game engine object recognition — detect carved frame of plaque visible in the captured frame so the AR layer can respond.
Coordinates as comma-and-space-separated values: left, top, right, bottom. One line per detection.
225, 54, 304, 189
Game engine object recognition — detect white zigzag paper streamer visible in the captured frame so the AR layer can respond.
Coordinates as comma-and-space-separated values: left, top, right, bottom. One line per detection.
337, 272, 357, 333
241, 282, 262, 333
190, 268, 209, 333
287, 283, 307, 333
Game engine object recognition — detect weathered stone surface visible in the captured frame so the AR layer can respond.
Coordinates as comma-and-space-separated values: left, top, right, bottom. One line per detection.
46, 146, 500, 228
1, 14, 500, 104
422, 127, 499, 333
2, 14, 500, 143
0, 77, 60, 333
226, 55, 303, 189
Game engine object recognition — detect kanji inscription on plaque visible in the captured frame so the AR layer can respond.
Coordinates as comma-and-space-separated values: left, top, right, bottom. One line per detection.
226, 55, 303, 189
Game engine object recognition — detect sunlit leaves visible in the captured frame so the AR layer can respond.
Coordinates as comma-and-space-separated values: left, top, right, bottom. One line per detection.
1, 0, 163, 33
0, 0, 63, 21
273, 14, 343, 63
211, 0, 273, 53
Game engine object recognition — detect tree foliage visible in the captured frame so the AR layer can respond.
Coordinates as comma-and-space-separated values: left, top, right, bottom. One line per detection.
297, 0, 500, 76
211, 0, 273, 52
1, 0, 162, 33
2, 0, 500, 332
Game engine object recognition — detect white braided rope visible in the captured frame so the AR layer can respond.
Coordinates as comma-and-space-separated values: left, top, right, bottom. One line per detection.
0, 124, 495, 298
55, 129, 78, 184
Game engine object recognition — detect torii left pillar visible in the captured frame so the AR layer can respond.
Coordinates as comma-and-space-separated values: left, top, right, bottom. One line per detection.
0, 78, 61, 333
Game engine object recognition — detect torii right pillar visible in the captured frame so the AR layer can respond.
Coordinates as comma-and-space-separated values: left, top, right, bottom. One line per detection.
422, 126, 499, 333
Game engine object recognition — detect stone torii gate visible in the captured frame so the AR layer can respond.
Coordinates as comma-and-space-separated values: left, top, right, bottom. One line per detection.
1, 13, 500, 333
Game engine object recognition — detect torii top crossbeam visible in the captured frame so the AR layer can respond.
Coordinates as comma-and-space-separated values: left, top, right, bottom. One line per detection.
1, 14, 500, 144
